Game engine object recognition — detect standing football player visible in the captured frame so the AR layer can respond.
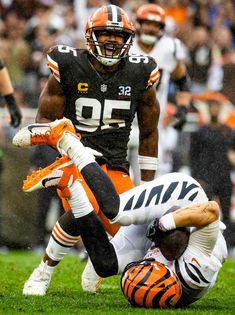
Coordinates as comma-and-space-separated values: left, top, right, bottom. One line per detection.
129, 4, 191, 180
14, 5, 160, 295
14, 123, 227, 306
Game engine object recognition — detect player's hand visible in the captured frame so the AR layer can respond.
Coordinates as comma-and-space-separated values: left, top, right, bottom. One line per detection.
146, 218, 163, 246
7, 103, 22, 128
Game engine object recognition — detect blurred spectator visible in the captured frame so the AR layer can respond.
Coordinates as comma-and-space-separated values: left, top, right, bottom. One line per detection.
163, 0, 190, 27
207, 26, 235, 94
219, 48, 235, 105
0, 10, 30, 88
189, 98, 235, 251
212, 25, 234, 62
158, 104, 178, 175
190, 0, 235, 32
225, 107, 235, 130
74, 0, 106, 46
186, 26, 213, 93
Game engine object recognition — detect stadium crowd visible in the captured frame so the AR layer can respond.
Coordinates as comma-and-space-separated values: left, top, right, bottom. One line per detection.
0, 0, 234, 259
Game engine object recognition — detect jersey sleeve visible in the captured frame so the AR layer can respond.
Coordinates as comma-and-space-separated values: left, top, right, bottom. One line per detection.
47, 46, 62, 82
174, 38, 186, 61
145, 57, 160, 89
188, 220, 220, 255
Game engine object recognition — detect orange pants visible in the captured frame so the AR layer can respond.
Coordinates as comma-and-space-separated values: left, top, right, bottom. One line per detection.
57, 164, 134, 236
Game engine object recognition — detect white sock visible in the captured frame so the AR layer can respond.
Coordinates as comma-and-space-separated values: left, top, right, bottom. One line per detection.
68, 180, 93, 218
46, 236, 74, 262
39, 260, 55, 275
58, 132, 95, 171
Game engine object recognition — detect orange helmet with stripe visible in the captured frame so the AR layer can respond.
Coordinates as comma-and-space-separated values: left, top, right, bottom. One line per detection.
136, 4, 166, 26
135, 4, 166, 46
85, 5, 135, 66
121, 259, 181, 309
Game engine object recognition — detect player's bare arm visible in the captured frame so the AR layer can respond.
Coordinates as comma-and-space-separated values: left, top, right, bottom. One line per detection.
171, 60, 187, 81
173, 200, 220, 228
0, 58, 22, 128
0, 67, 14, 94
159, 201, 220, 231
137, 85, 160, 181
36, 75, 65, 123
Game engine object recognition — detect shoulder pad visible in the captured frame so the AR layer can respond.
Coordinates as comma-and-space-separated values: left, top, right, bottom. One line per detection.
127, 54, 160, 88
146, 57, 160, 88
46, 45, 78, 83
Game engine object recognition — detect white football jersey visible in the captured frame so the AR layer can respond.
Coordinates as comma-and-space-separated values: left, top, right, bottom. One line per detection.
130, 35, 186, 117
112, 172, 208, 226
144, 223, 227, 305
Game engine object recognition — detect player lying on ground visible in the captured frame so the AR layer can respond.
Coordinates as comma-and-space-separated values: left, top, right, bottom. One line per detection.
13, 119, 227, 307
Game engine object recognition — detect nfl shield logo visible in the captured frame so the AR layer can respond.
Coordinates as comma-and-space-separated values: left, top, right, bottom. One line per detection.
100, 84, 107, 92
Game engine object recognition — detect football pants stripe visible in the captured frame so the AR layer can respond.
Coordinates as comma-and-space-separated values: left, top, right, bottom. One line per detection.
55, 222, 80, 241
51, 233, 72, 248
52, 223, 80, 246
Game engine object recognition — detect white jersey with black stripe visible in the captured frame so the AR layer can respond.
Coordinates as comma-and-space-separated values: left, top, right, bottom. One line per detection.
111, 172, 208, 226
110, 172, 227, 305
144, 222, 227, 305
130, 35, 186, 116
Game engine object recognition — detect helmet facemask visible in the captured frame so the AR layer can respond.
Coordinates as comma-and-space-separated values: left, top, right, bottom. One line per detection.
85, 5, 135, 67
136, 4, 166, 46
138, 20, 164, 46
86, 27, 134, 66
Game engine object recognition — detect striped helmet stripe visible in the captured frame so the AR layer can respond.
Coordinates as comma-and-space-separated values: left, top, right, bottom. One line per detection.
107, 5, 122, 23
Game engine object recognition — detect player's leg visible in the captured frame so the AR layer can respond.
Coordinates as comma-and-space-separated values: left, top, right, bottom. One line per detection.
15, 120, 147, 225
82, 223, 151, 294
81, 166, 134, 293
23, 179, 119, 295
23, 162, 121, 295
58, 142, 158, 226
23, 211, 80, 295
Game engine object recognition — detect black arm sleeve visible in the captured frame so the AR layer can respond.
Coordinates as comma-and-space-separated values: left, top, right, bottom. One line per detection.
173, 74, 191, 92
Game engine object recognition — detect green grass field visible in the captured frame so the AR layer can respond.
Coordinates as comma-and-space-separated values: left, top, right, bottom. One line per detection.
0, 251, 235, 315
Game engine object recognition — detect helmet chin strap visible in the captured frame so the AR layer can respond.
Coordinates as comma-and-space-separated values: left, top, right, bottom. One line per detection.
139, 33, 157, 46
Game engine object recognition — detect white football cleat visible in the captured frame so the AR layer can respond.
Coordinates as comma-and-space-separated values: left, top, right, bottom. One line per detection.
23, 262, 53, 296
82, 258, 102, 293
13, 118, 76, 148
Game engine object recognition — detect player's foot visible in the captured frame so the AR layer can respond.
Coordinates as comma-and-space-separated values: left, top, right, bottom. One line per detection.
23, 155, 77, 193
82, 258, 102, 293
12, 118, 76, 148
23, 263, 53, 296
